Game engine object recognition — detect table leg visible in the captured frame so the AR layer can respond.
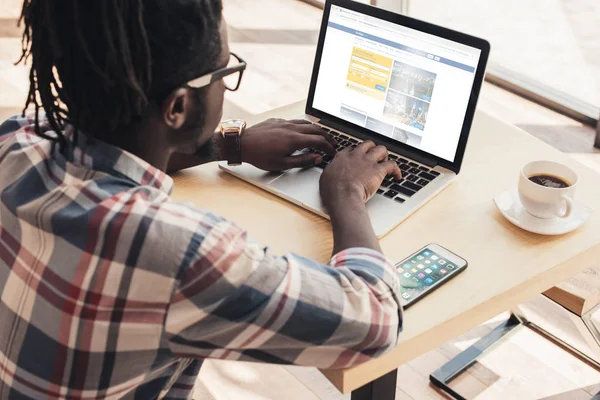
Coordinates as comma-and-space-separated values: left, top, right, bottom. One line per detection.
351, 368, 398, 400
429, 314, 521, 399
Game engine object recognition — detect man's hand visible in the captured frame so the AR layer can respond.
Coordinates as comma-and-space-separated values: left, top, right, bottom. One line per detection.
242, 119, 336, 171
320, 140, 402, 206
319, 141, 402, 255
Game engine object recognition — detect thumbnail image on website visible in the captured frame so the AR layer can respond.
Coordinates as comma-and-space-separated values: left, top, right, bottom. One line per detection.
383, 90, 430, 131
389, 61, 437, 102
384, 61, 437, 131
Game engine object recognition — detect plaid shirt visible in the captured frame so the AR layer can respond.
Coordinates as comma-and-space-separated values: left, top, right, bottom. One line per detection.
0, 115, 402, 399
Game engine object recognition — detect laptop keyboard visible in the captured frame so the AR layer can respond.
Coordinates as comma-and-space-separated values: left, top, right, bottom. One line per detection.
307, 124, 440, 203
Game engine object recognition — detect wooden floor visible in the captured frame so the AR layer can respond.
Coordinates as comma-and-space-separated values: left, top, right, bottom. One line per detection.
1, 0, 600, 399
195, 309, 600, 400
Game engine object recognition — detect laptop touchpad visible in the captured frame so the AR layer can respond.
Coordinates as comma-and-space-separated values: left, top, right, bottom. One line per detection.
269, 168, 326, 212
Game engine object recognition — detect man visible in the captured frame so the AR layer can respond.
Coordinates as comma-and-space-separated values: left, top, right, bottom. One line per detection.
0, 0, 403, 398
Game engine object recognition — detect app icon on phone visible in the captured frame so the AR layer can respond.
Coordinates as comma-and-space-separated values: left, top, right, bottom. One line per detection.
411, 277, 419, 283
431, 255, 439, 260
404, 263, 411, 269
424, 268, 432, 274
418, 273, 425, 278
425, 260, 431, 264
432, 273, 440, 279
425, 278, 433, 284
411, 268, 418, 273
417, 255, 424, 260
417, 264, 425, 269
447, 264, 455, 269
440, 269, 447, 274
424, 251, 431, 256
432, 264, 439, 270
404, 272, 411, 278
439, 260, 446, 265
411, 260, 417, 264
402, 292, 410, 299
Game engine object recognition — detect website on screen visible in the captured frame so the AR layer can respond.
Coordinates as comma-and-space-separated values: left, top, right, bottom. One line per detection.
312, 5, 481, 162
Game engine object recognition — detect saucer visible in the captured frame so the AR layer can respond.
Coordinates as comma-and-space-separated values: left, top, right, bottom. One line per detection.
493, 189, 593, 235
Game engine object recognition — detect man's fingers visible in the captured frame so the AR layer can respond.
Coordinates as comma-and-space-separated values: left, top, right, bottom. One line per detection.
287, 119, 313, 125
284, 152, 321, 169
367, 145, 388, 162
355, 140, 376, 153
284, 121, 337, 148
292, 124, 337, 147
288, 123, 326, 134
380, 160, 403, 180
300, 135, 335, 155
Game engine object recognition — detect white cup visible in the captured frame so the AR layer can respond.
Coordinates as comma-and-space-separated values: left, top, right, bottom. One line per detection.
518, 160, 578, 219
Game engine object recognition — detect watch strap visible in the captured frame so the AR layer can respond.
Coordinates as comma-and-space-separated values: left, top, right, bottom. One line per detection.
223, 131, 242, 165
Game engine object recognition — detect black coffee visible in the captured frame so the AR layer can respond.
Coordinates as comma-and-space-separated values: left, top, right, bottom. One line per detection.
528, 174, 570, 188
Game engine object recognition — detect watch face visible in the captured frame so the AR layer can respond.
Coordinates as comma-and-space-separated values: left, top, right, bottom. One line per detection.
220, 119, 245, 130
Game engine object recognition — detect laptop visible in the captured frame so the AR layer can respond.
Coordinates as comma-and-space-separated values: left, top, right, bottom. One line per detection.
220, 0, 490, 238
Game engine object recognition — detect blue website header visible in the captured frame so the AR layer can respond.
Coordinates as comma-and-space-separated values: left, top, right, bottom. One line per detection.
327, 22, 476, 73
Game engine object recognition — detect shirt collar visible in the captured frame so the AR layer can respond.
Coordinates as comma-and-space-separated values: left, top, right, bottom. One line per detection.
64, 126, 174, 195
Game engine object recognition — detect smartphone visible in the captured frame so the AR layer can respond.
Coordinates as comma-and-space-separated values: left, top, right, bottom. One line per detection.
396, 244, 467, 308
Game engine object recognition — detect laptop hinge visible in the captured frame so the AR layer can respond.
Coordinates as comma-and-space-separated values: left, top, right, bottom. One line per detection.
319, 117, 437, 168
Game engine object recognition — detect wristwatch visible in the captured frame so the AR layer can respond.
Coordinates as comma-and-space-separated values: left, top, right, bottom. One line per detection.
219, 119, 247, 166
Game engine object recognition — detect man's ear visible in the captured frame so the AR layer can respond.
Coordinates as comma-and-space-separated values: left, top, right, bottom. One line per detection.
161, 88, 192, 130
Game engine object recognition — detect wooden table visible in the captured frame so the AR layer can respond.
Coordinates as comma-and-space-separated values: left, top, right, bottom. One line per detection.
171, 101, 600, 398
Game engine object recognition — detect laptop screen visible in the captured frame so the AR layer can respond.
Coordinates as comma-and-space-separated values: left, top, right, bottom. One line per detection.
311, 5, 482, 163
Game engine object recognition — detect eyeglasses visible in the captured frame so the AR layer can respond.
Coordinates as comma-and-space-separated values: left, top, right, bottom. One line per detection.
186, 52, 246, 92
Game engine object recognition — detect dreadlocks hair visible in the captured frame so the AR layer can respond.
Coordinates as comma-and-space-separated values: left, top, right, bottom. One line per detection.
18, 0, 223, 146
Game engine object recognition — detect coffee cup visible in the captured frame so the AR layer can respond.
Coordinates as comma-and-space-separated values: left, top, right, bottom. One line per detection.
518, 160, 578, 219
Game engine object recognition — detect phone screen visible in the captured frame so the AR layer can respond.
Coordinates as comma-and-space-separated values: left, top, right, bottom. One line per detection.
396, 246, 466, 307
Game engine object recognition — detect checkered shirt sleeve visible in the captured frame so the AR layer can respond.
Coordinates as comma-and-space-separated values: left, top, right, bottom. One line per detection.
164, 205, 403, 369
